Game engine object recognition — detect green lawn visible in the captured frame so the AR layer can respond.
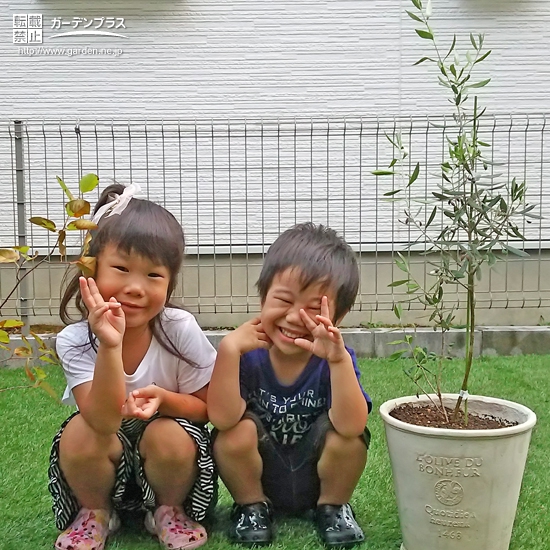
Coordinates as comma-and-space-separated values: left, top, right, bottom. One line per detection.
0, 356, 547, 550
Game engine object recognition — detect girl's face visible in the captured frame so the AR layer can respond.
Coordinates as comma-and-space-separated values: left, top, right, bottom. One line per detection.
94, 243, 171, 331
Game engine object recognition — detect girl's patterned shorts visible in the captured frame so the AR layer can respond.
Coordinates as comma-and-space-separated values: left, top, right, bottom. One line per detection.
48, 412, 217, 530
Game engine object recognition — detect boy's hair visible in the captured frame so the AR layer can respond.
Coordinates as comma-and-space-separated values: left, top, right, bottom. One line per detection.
256, 222, 359, 322
60, 183, 192, 363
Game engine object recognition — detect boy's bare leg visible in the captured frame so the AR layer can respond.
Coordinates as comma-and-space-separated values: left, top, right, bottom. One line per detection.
139, 418, 198, 506
317, 430, 367, 505
59, 414, 123, 510
213, 418, 267, 504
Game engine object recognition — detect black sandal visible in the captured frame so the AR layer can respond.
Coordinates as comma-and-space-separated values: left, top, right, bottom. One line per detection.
315, 503, 365, 547
229, 501, 274, 546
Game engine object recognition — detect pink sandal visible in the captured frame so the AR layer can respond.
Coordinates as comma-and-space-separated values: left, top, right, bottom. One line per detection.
55, 508, 119, 550
145, 505, 207, 550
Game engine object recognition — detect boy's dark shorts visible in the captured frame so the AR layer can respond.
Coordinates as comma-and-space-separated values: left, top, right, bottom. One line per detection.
214, 411, 370, 515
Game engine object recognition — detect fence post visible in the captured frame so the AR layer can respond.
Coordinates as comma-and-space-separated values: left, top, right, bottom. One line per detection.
14, 120, 30, 335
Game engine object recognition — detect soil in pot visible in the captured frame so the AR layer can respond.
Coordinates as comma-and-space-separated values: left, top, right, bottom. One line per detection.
389, 403, 518, 430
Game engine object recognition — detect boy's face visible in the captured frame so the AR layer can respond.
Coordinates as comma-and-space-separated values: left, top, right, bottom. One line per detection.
261, 268, 338, 357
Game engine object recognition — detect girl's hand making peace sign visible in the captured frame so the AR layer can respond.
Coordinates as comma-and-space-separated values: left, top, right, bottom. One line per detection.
79, 276, 126, 348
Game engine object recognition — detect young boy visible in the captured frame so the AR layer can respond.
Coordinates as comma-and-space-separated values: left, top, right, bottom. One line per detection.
208, 222, 371, 547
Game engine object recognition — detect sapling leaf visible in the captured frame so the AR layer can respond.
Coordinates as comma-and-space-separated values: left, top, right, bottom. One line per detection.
29, 217, 56, 232
0, 329, 9, 344
66, 219, 98, 231
56, 230, 66, 258
14, 346, 32, 357
36, 381, 60, 401
372, 170, 395, 176
72, 256, 97, 277
0, 319, 24, 328
66, 199, 90, 218
0, 249, 20, 263
39, 354, 59, 365
79, 173, 99, 193
56, 176, 75, 201
389, 350, 407, 361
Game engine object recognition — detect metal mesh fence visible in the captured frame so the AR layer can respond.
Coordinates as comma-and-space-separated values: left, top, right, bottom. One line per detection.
0, 117, 548, 323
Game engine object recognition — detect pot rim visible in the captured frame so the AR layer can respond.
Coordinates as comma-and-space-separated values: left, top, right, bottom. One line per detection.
379, 393, 537, 438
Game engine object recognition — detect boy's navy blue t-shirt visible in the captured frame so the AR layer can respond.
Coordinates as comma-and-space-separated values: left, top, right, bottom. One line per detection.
239, 347, 372, 446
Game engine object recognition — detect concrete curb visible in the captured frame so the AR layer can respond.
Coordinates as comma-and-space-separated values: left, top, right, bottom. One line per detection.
3, 326, 550, 367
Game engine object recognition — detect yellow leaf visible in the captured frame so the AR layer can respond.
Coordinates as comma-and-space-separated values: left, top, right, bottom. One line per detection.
37, 380, 60, 402
59, 229, 66, 257
29, 330, 45, 348
25, 364, 35, 382
0, 330, 10, 344
82, 232, 93, 256
39, 354, 59, 365
71, 256, 97, 277
0, 319, 24, 328
67, 219, 98, 231
29, 217, 57, 232
21, 335, 32, 349
57, 176, 75, 201
66, 199, 91, 218
0, 248, 20, 263
13, 245, 29, 254
14, 346, 32, 357
34, 367, 47, 380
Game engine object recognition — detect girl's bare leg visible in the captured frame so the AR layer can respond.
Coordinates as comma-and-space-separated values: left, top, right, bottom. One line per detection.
59, 414, 123, 510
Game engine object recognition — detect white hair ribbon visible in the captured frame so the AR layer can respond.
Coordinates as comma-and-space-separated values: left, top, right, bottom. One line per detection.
91, 183, 142, 224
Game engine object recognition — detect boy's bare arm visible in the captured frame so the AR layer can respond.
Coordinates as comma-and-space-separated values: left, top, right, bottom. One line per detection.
294, 296, 368, 438
326, 354, 369, 437
207, 318, 271, 430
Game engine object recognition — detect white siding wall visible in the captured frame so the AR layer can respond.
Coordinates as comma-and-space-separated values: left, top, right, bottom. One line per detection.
1, 0, 549, 119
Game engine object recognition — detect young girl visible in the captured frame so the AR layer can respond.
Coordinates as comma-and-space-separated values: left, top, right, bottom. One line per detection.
48, 183, 217, 550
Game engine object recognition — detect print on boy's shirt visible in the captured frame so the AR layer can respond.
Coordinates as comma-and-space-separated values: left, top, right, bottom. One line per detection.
248, 387, 327, 445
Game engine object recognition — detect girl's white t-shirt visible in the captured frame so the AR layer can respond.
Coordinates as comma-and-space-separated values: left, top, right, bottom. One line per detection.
56, 308, 216, 406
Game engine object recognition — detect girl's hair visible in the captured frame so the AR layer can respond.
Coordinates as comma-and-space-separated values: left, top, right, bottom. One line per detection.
60, 183, 190, 362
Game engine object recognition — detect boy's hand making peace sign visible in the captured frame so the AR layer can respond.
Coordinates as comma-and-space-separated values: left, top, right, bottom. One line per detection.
294, 295, 348, 364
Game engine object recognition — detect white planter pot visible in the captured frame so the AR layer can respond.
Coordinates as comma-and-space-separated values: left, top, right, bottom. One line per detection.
379, 394, 536, 550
